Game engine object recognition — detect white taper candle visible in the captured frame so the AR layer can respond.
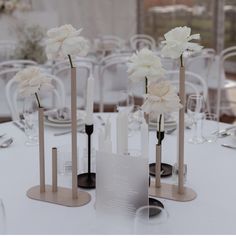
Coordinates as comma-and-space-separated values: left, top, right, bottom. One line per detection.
85, 75, 94, 125
141, 118, 149, 159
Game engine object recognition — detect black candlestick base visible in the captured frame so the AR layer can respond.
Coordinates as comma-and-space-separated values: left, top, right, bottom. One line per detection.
149, 163, 172, 177
149, 197, 164, 217
77, 173, 96, 189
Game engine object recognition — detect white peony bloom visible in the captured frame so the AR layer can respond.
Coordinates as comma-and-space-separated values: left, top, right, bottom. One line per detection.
45, 24, 89, 60
142, 80, 182, 115
5, 1, 15, 11
161, 26, 203, 59
127, 48, 165, 83
13, 67, 54, 98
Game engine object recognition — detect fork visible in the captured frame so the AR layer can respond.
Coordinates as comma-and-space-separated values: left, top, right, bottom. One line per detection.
0, 133, 6, 138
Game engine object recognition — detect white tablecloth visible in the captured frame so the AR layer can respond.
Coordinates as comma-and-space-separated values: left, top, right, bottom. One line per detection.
0, 113, 236, 234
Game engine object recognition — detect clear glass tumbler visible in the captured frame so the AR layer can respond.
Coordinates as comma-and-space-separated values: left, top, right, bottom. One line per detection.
134, 205, 169, 234
23, 96, 39, 146
202, 112, 219, 142
187, 94, 205, 144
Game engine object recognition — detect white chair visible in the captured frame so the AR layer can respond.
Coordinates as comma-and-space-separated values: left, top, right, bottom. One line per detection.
130, 34, 156, 51
215, 46, 236, 120
52, 58, 96, 109
0, 40, 16, 61
0, 61, 38, 119
5, 73, 65, 121
99, 53, 132, 112
165, 70, 210, 112
94, 35, 125, 56
0, 59, 38, 69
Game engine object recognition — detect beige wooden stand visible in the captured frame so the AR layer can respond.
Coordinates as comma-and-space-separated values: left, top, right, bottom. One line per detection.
149, 66, 197, 202
149, 181, 197, 202
27, 68, 91, 207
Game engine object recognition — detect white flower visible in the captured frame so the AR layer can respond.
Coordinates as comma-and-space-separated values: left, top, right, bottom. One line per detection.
45, 24, 89, 60
142, 80, 182, 115
127, 48, 165, 83
161, 26, 203, 59
13, 67, 54, 97
62, 36, 89, 57
4, 1, 15, 11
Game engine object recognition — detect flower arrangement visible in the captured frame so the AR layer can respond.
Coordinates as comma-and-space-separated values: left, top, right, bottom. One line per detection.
161, 26, 203, 66
142, 80, 182, 116
142, 80, 182, 138
0, 0, 31, 15
127, 48, 165, 93
45, 24, 90, 67
13, 66, 54, 107
14, 24, 47, 64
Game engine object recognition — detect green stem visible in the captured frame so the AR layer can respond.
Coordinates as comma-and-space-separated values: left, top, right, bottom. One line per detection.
145, 76, 148, 94
158, 114, 162, 145
35, 92, 41, 108
68, 54, 74, 68
180, 54, 184, 67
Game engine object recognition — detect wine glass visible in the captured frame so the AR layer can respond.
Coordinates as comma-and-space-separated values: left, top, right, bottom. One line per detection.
0, 199, 6, 234
134, 205, 169, 234
22, 96, 39, 146
187, 94, 205, 144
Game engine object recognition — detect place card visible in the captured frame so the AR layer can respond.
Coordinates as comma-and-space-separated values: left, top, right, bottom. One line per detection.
96, 151, 149, 220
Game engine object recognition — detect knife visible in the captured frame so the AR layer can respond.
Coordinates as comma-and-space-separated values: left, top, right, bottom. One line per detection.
12, 121, 25, 132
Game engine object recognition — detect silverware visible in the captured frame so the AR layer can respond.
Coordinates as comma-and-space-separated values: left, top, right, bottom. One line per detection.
221, 144, 236, 149
165, 128, 176, 135
0, 138, 13, 148
54, 127, 85, 136
96, 115, 105, 126
213, 126, 236, 136
0, 133, 6, 138
12, 121, 25, 132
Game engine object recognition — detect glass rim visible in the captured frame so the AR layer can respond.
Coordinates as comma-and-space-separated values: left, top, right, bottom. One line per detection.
135, 205, 169, 224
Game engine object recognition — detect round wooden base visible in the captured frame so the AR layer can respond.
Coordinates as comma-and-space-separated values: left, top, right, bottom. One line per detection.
27, 185, 91, 207
149, 181, 197, 202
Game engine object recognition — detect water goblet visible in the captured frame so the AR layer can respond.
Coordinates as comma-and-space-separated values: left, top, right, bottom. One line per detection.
22, 96, 39, 146
187, 94, 205, 144
134, 205, 169, 234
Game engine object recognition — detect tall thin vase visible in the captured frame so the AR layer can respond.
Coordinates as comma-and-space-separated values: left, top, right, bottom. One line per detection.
178, 66, 185, 194
38, 107, 45, 193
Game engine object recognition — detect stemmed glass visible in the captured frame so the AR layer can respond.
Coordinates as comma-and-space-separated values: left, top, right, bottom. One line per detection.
22, 96, 39, 146
134, 205, 169, 234
0, 199, 6, 234
187, 94, 205, 144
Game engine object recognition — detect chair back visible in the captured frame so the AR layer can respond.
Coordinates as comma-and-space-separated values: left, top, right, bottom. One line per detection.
130, 34, 156, 51
5, 72, 65, 121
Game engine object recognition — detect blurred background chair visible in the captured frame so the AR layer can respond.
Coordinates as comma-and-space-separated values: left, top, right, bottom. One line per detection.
165, 70, 210, 112
52, 57, 97, 110
215, 46, 236, 120
5, 72, 65, 121
0, 40, 17, 62
129, 34, 156, 51
99, 53, 132, 112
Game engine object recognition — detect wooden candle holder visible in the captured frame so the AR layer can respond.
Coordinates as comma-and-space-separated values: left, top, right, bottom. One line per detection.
149, 66, 197, 202
27, 68, 91, 207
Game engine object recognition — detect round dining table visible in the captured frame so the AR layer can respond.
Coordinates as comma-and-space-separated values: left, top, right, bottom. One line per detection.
0, 113, 236, 235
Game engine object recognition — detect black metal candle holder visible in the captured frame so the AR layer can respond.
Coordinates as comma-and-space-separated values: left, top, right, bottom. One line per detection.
77, 124, 96, 189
